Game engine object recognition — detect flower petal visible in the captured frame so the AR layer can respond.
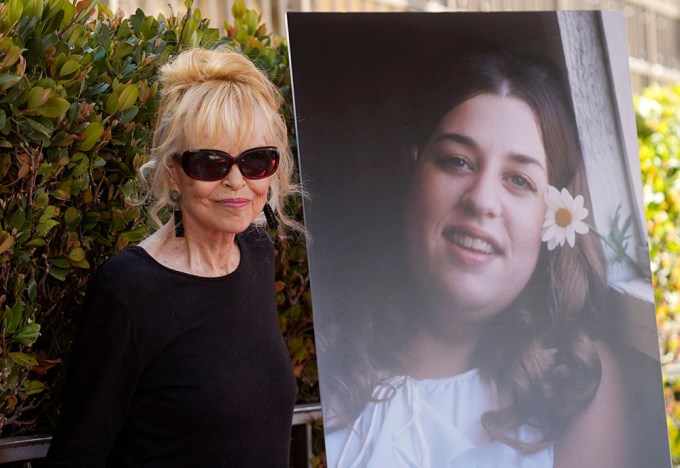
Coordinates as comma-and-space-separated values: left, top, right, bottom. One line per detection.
542, 224, 562, 242
574, 206, 589, 220
545, 186, 562, 207
566, 225, 576, 247
574, 221, 589, 234
560, 188, 574, 205
543, 216, 556, 229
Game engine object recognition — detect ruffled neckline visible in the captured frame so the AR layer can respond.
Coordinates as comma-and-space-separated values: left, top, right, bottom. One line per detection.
326, 369, 553, 468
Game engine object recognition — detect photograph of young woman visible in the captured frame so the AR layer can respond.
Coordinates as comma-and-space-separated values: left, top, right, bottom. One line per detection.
287, 11, 670, 468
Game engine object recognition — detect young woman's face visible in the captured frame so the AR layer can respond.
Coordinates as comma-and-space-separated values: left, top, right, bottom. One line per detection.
170, 132, 275, 237
404, 92, 549, 327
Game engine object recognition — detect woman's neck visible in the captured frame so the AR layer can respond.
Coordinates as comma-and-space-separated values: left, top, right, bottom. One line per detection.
139, 222, 240, 277
405, 325, 482, 379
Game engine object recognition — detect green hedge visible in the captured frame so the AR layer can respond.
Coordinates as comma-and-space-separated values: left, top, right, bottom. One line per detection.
0, 0, 316, 437
637, 83, 680, 464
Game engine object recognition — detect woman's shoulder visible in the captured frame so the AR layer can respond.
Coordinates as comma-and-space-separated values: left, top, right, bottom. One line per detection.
93, 246, 157, 283
239, 225, 275, 259
85, 247, 172, 307
240, 225, 273, 247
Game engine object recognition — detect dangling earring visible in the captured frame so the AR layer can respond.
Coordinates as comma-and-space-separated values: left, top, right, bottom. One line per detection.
263, 203, 278, 230
170, 189, 184, 238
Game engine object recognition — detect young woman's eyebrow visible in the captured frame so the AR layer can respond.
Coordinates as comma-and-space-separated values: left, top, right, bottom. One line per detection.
433, 132, 477, 149
510, 153, 547, 173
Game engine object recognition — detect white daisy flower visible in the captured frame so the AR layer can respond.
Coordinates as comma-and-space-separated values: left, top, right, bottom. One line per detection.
541, 186, 589, 250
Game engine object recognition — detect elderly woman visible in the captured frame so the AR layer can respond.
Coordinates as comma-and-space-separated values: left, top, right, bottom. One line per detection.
323, 49, 628, 468
45, 48, 299, 467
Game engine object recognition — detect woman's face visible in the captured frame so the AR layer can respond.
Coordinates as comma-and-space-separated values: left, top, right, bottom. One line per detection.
404, 92, 549, 326
170, 132, 275, 237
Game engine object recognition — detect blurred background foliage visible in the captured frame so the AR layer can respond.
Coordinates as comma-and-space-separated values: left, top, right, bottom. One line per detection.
0, 0, 316, 440
0, 0, 678, 465
637, 83, 680, 464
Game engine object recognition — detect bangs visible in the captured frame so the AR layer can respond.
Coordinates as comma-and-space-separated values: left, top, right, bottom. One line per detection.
177, 82, 282, 150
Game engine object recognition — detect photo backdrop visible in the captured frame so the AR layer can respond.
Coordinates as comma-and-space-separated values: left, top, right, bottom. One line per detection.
287, 11, 670, 467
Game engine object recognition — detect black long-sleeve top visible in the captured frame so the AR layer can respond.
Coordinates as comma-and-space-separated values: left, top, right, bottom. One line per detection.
45, 228, 297, 467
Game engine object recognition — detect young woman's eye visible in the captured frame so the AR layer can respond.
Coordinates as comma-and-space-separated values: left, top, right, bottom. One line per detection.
436, 154, 472, 172
509, 174, 536, 192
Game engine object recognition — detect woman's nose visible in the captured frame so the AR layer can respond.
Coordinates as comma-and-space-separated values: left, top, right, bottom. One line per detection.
460, 172, 501, 218
223, 164, 247, 190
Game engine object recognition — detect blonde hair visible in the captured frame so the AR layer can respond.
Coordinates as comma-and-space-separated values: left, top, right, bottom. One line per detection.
139, 47, 301, 236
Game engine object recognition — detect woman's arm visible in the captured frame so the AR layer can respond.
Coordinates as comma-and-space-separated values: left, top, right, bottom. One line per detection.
45, 284, 142, 467
554, 343, 629, 468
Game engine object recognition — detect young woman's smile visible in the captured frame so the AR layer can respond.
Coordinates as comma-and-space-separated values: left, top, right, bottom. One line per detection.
404, 92, 549, 326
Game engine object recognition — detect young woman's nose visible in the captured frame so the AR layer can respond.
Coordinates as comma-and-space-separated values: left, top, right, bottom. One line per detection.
460, 172, 502, 218
223, 163, 247, 190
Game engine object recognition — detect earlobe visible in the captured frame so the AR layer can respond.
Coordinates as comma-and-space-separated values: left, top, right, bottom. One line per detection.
168, 161, 181, 186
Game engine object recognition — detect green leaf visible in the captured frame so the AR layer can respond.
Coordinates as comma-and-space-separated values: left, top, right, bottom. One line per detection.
22, 0, 44, 19
25, 238, 46, 247
244, 10, 259, 34
35, 96, 70, 118
140, 16, 159, 40
34, 192, 49, 207
92, 46, 106, 63
59, 59, 80, 78
182, 18, 198, 45
8, 0, 24, 27
118, 105, 138, 124
27, 87, 50, 109
13, 323, 40, 345
0, 232, 15, 254
3, 303, 22, 335
19, 117, 55, 141
105, 93, 119, 115
129, 8, 145, 35
9, 352, 38, 368
48, 257, 69, 269
114, 42, 135, 61
121, 226, 146, 242
27, 279, 37, 302
8, 208, 26, 230
68, 247, 85, 262
91, 156, 106, 169
77, 122, 103, 151
36, 219, 59, 236
117, 84, 138, 112
48, 266, 67, 281
50, 189, 70, 200
64, 206, 81, 228
23, 380, 47, 395
232, 0, 246, 19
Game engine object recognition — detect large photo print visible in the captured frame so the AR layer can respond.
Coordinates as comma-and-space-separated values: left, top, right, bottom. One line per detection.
287, 12, 670, 467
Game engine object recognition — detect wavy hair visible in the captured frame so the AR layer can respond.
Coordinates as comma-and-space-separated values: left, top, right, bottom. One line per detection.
139, 47, 301, 236
324, 48, 608, 452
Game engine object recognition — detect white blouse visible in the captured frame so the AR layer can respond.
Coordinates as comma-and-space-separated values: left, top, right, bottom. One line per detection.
325, 368, 553, 468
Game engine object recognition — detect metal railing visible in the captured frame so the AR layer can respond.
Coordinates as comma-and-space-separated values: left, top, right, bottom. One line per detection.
0, 403, 324, 468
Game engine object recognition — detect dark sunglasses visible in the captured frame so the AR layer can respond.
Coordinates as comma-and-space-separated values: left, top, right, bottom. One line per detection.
175, 147, 279, 181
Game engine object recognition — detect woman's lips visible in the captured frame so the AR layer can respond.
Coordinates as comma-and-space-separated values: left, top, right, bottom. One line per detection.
442, 227, 502, 265
218, 198, 250, 208
447, 232, 496, 254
